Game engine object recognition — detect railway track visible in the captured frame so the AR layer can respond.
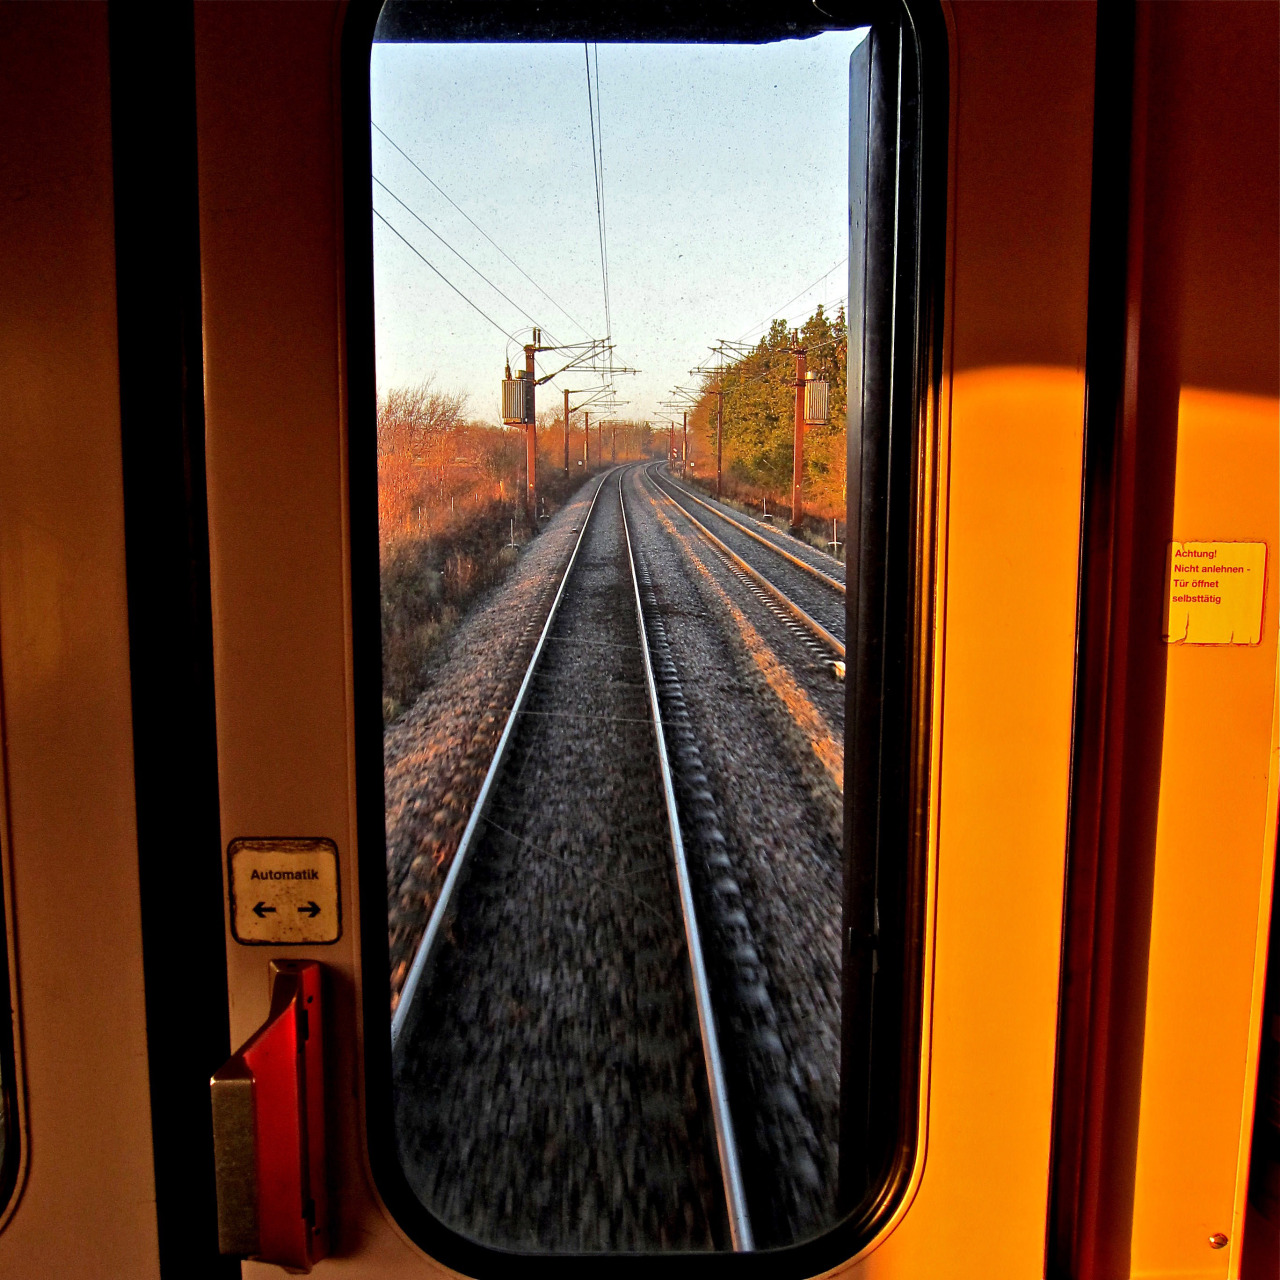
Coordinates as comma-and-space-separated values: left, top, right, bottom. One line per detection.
391, 466, 752, 1252
644, 465, 846, 665
658, 469, 846, 593
622, 464, 844, 1245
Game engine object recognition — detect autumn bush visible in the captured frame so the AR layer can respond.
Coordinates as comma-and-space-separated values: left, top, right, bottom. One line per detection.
378, 381, 657, 722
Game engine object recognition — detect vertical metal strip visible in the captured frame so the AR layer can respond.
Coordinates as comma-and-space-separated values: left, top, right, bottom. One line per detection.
107, 3, 234, 1274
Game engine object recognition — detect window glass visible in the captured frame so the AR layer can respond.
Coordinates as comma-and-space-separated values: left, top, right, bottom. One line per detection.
366, 9, 929, 1258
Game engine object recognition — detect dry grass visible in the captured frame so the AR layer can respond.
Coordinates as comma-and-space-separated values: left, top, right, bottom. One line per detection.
378, 385, 659, 722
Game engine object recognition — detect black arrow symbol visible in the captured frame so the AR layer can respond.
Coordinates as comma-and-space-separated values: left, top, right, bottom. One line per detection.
298, 902, 321, 918
252, 902, 276, 918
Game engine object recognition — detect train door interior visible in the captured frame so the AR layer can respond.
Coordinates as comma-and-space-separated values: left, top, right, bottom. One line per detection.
0, 2, 1275, 1278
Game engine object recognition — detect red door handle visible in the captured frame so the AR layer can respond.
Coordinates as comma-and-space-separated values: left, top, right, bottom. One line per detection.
211, 960, 328, 1271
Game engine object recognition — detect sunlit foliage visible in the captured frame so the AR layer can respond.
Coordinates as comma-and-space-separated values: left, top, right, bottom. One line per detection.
377, 383, 660, 721
687, 305, 847, 521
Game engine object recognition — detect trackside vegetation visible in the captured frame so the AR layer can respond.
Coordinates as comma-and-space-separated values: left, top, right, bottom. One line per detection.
685, 304, 847, 530
377, 381, 658, 721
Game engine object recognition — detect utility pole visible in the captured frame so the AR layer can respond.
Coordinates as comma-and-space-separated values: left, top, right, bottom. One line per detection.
716, 388, 723, 499
525, 337, 538, 521
668, 419, 675, 467
682, 411, 688, 480
563, 387, 571, 476
611, 424, 616, 463
560, 383, 628, 474
790, 339, 806, 530
691, 352, 738, 503
503, 332, 635, 513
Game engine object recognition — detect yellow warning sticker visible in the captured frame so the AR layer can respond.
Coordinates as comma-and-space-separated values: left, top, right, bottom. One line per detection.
228, 838, 341, 945
1163, 541, 1267, 645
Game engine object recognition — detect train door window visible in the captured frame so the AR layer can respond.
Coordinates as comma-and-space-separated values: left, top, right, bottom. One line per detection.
348, 0, 945, 1269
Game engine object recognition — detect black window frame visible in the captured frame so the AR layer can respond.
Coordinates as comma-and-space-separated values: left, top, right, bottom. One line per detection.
0, 853, 20, 1224
343, 1, 948, 1272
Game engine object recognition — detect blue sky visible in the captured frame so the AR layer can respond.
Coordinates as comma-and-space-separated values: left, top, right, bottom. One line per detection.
371, 31, 867, 423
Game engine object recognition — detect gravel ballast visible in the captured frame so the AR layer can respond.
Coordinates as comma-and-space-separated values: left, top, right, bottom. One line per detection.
661, 469, 847, 586
381, 461, 846, 1253
384, 473, 609, 1011
392, 471, 723, 1252
649, 468, 847, 647
625, 464, 845, 1248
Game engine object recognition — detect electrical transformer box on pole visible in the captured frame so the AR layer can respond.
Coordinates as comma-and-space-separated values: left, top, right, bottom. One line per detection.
502, 369, 534, 425
804, 373, 830, 425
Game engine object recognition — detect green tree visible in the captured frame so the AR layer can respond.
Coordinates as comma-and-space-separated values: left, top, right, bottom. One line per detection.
692, 304, 847, 511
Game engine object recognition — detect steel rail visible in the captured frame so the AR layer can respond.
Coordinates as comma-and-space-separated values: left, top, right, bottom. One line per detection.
641, 465, 845, 661
655, 468, 846, 595
390, 470, 613, 1049
618, 467, 754, 1252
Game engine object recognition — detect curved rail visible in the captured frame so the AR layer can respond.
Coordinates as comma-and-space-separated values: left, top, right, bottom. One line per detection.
642, 464, 845, 661
391, 470, 611, 1048
655, 468, 846, 595
619, 467, 754, 1252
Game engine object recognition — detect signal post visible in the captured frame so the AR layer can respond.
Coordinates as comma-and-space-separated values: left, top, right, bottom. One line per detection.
502, 346, 539, 524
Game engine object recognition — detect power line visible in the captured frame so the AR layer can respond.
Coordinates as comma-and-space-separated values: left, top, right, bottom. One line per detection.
731, 333, 846, 387
594, 44, 612, 347
736, 255, 849, 343
374, 177, 552, 340
584, 44, 612, 344
372, 121, 595, 341
584, 46, 606, 334
771, 294, 850, 335
373, 207, 519, 344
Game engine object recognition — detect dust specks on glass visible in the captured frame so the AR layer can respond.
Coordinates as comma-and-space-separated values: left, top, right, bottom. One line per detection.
366, 8, 915, 1257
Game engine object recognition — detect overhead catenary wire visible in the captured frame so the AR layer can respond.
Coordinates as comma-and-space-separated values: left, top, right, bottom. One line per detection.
374, 177, 558, 342
374, 179, 617, 397
731, 334, 846, 389
373, 207, 520, 345
375, 199, 575, 409
735, 255, 849, 344
373, 122, 596, 342
374, 198, 582, 395
584, 44, 612, 346
687, 331, 845, 400
594, 44, 612, 351
751, 292, 849, 345
672, 267, 849, 420
377, 103, 634, 416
